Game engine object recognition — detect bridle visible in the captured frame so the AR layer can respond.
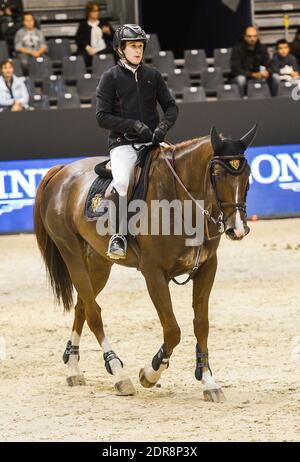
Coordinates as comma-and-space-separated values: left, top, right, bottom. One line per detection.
162, 147, 251, 285
209, 154, 251, 232
163, 149, 250, 238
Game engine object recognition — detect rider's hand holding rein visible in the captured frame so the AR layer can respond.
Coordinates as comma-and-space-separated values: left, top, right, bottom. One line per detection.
152, 121, 170, 146
130, 120, 153, 143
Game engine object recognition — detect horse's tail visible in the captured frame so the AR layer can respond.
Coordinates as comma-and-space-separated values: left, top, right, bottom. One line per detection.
34, 165, 74, 312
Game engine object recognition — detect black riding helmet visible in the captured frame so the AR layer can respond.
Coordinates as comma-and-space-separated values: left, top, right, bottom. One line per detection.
113, 24, 148, 64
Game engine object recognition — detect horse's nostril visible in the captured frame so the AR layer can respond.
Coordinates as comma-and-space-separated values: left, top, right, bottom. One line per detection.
225, 228, 235, 238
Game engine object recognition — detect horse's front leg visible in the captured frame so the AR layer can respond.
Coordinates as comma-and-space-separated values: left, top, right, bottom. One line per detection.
139, 268, 181, 388
192, 255, 226, 402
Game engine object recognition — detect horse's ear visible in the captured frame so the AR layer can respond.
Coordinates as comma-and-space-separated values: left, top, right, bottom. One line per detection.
210, 126, 223, 154
240, 123, 258, 149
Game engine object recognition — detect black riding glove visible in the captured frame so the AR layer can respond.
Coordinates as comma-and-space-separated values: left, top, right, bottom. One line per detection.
152, 122, 169, 146
130, 120, 153, 142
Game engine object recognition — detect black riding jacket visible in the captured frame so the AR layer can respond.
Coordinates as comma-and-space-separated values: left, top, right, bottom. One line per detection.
96, 61, 178, 150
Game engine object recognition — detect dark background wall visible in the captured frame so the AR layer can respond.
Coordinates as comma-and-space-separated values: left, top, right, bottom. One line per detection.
139, 0, 252, 57
1, 97, 300, 161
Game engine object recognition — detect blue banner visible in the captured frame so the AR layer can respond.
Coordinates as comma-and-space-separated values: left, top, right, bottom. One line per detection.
247, 144, 300, 217
0, 145, 300, 234
0, 157, 81, 234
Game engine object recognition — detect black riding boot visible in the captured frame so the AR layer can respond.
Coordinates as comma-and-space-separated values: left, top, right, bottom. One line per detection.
105, 190, 127, 260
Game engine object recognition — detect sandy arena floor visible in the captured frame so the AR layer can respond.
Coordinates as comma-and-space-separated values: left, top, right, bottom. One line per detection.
0, 218, 300, 442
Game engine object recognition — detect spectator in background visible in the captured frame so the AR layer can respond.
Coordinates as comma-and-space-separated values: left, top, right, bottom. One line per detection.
0, 59, 29, 111
75, 1, 114, 68
271, 39, 299, 93
290, 27, 300, 67
15, 13, 47, 73
0, 0, 23, 55
231, 26, 277, 96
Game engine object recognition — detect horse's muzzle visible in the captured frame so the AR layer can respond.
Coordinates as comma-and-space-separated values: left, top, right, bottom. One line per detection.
225, 225, 250, 240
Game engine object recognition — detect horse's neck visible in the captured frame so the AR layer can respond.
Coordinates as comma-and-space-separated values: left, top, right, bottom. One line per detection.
170, 139, 213, 201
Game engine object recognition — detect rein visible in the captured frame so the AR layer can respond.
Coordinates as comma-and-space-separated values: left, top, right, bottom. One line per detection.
162, 146, 250, 285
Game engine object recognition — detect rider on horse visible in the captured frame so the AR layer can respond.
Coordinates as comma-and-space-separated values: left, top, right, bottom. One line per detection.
95, 24, 178, 259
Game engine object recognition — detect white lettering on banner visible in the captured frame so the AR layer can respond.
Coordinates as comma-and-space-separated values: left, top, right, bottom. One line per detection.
8, 169, 39, 199
250, 153, 300, 191
250, 154, 281, 184
277, 153, 300, 182
0, 168, 50, 216
0, 171, 8, 199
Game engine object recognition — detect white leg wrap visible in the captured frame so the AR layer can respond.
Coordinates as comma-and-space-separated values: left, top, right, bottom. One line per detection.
101, 337, 123, 375
67, 354, 81, 377
143, 360, 169, 384
201, 370, 221, 391
67, 331, 81, 378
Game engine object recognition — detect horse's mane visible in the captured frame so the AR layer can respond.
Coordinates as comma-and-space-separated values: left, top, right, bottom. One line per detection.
160, 136, 210, 152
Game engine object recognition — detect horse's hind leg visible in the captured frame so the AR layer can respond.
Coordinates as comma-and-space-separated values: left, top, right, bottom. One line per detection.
61, 242, 135, 395
63, 295, 87, 386
192, 255, 226, 403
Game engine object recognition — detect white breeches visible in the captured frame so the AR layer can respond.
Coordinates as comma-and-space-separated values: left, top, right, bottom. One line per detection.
110, 143, 151, 196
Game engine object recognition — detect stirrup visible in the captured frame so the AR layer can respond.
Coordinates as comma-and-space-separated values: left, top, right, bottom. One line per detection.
107, 234, 127, 260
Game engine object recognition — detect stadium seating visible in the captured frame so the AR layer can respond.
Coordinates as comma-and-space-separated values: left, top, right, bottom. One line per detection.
277, 81, 299, 98
43, 75, 66, 103
167, 69, 190, 96
57, 92, 81, 109
24, 77, 35, 98
77, 74, 100, 102
0, 41, 9, 61
217, 84, 241, 100
12, 59, 24, 77
213, 48, 232, 74
152, 51, 175, 77
30, 94, 50, 110
92, 54, 115, 76
144, 33, 161, 61
184, 49, 208, 76
201, 67, 224, 95
182, 86, 207, 103
247, 80, 271, 98
48, 38, 72, 66
62, 55, 86, 83
28, 57, 53, 85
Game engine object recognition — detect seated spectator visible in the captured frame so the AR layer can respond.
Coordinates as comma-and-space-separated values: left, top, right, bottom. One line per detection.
75, 1, 114, 68
271, 39, 299, 93
0, 0, 23, 55
14, 12, 47, 73
231, 26, 277, 96
0, 58, 29, 111
290, 27, 300, 67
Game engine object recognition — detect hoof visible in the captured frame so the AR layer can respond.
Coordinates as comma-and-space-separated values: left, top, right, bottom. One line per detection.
139, 368, 156, 389
203, 388, 226, 403
67, 375, 86, 387
114, 378, 136, 396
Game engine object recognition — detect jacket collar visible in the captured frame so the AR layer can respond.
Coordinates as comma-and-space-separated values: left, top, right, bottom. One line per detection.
118, 60, 143, 75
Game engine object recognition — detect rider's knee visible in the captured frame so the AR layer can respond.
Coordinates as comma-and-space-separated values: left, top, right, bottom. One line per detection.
115, 181, 129, 197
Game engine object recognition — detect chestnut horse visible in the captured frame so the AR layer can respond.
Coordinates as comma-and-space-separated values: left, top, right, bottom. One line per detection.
34, 125, 257, 402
